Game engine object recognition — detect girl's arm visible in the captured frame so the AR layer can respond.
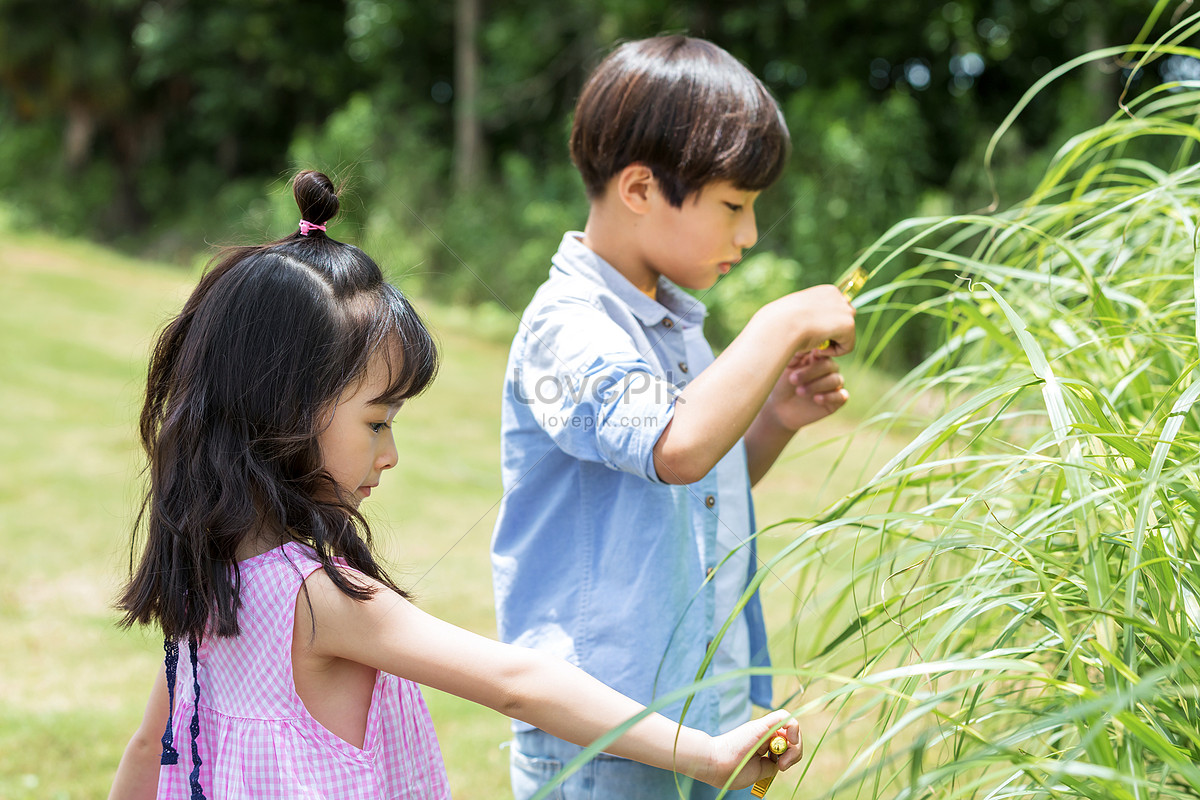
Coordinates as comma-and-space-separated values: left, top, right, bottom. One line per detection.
109, 666, 169, 800
300, 570, 801, 788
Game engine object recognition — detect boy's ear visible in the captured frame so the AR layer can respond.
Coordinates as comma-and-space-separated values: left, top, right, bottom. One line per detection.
615, 163, 656, 215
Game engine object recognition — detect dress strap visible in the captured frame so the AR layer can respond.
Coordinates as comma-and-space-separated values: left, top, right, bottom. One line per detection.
186, 632, 206, 800
159, 637, 180, 766
158, 634, 207, 799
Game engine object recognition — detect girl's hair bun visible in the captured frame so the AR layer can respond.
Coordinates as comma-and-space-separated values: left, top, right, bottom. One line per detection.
293, 170, 340, 227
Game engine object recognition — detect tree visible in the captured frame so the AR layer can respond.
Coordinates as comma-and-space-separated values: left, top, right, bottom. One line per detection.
0, 0, 372, 230
454, 0, 484, 188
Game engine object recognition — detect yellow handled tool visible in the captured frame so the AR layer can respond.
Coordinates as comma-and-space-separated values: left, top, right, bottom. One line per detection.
750, 730, 790, 797
818, 266, 868, 351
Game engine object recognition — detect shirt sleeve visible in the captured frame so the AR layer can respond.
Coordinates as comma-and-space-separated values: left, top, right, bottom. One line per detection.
513, 294, 676, 483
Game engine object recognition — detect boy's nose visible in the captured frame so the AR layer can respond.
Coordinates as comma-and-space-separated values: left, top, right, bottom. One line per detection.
734, 207, 758, 250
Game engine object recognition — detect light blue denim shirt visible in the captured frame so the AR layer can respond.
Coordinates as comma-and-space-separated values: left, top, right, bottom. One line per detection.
491, 232, 771, 736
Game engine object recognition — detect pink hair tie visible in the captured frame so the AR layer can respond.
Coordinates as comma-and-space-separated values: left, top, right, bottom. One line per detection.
299, 220, 327, 236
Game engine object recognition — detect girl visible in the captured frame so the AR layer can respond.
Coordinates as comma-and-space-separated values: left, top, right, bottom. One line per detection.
109, 171, 801, 799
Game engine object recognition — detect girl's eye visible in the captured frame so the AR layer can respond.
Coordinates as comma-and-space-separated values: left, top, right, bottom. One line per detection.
725, 203, 743, 212
369, 422, 390, 434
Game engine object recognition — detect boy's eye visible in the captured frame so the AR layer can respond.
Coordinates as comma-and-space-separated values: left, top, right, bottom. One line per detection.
724, 203, 743, 212
369, 422, 390, 434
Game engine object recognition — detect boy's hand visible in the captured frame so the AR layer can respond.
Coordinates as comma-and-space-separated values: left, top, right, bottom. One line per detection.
763, 351, 848, 431
700, 709, 802, 789
765, 285, 856, 356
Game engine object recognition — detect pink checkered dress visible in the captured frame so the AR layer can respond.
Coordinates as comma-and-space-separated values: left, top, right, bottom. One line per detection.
157, 542, 451, 799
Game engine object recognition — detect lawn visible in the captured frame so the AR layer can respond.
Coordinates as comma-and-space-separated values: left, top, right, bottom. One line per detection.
0, 231, 898, 798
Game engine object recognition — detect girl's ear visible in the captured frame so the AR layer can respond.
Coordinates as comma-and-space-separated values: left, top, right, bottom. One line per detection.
615, 163, 656, 215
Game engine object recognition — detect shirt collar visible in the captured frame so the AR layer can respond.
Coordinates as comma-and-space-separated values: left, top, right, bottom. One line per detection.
551, 232, 708, 328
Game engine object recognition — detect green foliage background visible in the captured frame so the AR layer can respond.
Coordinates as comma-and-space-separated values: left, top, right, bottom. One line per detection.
1, 0, 1189, 358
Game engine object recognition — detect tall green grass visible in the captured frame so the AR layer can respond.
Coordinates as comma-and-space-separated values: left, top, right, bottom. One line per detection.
764, 16, 1200, 800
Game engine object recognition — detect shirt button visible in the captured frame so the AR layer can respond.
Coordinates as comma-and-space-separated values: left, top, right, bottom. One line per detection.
705, 495, 716, 508
661, 317, 674, 328
678, 361, 689, 374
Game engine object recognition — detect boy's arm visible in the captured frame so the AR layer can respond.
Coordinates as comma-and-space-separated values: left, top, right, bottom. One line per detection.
301, 570, 802, 789
652, 285, 854, 485
109, 666, 169, 800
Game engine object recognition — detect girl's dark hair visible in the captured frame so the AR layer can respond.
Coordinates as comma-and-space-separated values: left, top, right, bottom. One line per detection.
118, 170, 439, 641
570, 35, 791, 207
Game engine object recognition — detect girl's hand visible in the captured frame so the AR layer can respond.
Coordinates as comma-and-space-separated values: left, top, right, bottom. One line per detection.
699, 709, 802, 789
763, 351, 848, 432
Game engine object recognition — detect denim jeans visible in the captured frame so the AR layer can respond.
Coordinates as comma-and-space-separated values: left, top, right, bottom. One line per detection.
511, 729, 755, 800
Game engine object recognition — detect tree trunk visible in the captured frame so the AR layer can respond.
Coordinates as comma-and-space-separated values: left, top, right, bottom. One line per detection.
454, 0, 483, 189
63, 100, 97, 171
107, 118, 151, 232
1083, 3, 1112, 124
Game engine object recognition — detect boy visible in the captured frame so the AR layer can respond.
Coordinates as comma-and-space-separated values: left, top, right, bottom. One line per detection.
491, 35, 855, 799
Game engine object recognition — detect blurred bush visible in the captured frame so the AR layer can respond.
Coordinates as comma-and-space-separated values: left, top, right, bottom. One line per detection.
0, 0, 1185, 358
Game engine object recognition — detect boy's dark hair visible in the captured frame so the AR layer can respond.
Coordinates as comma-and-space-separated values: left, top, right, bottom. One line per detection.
118, 170, 439, 641
570, 35, 791, 207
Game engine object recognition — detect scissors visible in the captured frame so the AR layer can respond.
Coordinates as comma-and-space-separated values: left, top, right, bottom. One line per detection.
750, 729, 790, 797
818, 266, 867, 351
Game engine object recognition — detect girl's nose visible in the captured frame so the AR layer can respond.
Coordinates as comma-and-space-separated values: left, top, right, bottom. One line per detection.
379, 432, 399, 471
